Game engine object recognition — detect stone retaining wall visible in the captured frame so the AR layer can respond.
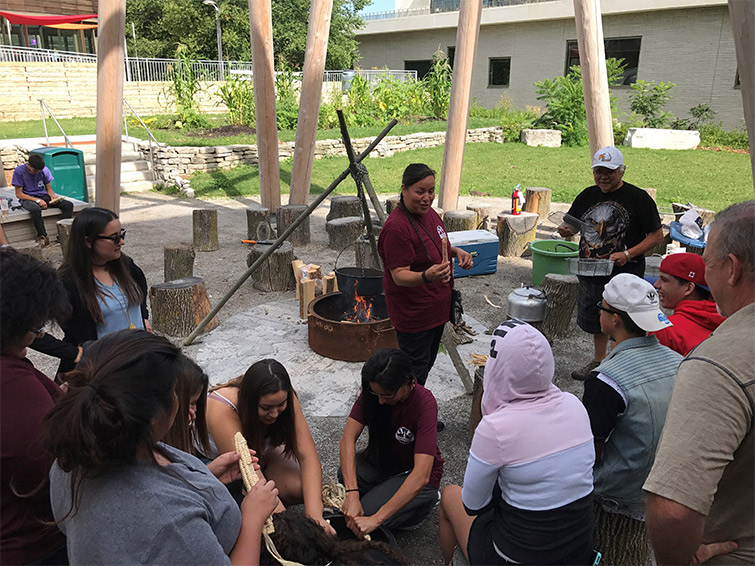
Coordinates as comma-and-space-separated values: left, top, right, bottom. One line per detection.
146, 127, 504, 182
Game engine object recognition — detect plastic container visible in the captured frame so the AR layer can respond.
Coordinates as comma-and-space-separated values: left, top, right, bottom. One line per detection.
448, 229, 499, 278
529, 240, 579, 285
567, 258, 614, 277
29, 147, 88, 202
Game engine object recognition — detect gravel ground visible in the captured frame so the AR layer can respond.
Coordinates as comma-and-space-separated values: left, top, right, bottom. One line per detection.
28, 191, 593, 565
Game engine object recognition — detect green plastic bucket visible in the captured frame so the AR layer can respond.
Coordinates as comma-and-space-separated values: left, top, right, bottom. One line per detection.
530, 240, 579, 285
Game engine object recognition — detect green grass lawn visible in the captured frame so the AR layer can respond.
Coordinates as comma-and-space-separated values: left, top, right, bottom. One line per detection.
182, 143, 752, 212
0, 114, 500, 146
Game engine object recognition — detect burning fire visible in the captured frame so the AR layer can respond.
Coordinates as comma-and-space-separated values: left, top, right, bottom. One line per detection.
343, 289, 374, 323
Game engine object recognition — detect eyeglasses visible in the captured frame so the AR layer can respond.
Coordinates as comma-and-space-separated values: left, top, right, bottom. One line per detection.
368, 387, 400, 400
596, 301, 621, 315
94, 229, 126, 244
593, 167, 620, 176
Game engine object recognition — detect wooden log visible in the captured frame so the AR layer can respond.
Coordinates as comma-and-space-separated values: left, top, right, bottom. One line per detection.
641, 187, 657, 203
299, 278, 316, 319
292, 259, 304, 300
470, 366, 484, 440
443, 209, 477, 232
249, 0, 281, 210
438, 0, 483, 211
441, 323, 474, 394
327, 195, 362, 221
56, 218, 74, 257
323, 272, 337, 294
192, 209, 219, 252
164, 242, 195, 282
728, 0, 755, 192
385, 195, 401, 215
646, 228, 671, 258
671, 202, 716, 226
531, 273, 579, 342
497, 211, 538, 257
288, 0, 333, 205
466, 203, 492, 230
326, 216, 363, 251
246, 241, 296, 292
355, 234, 383, 270
574, 0, 614, 156
149, 277, 218, 337
246, 207, 272, 240
523, 187, 552, 219
95, 0, 125, 212
277, 204, 310, 246
307, 264, 323, 282
15, 241, 45, 261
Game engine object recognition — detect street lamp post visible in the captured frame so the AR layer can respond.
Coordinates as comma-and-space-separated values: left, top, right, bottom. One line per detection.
203, 0, 223, 79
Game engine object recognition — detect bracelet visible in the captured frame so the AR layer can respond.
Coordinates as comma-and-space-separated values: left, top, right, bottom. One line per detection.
421, 270, 429, 284
624, 250, 631, 261
345, 488, 359, 493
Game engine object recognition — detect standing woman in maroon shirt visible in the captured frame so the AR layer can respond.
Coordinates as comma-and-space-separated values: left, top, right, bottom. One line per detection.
0, 248, 69, 565
377, 164, 473, 387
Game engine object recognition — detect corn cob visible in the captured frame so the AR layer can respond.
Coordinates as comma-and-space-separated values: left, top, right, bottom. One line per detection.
234, 431, 258, 492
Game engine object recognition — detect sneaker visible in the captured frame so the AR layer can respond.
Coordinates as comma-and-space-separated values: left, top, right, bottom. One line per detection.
571, 359, 600, 381
35, 235, 50, 248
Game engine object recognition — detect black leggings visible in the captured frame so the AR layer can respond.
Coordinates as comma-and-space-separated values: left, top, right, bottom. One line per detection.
395, 324, 444, 386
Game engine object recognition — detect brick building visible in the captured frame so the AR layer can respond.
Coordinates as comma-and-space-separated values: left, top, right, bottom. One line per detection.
356, 0, 745, 129
1, 1, 97, 53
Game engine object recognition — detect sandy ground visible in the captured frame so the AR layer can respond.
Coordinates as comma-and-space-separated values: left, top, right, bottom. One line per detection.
28, 191, 593, 565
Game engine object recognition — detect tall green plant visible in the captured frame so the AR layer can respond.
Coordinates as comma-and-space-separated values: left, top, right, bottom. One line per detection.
344, 74, 380, 127
217, 75, 255, 126
162, 47, 209, 129
425, 49, 452, 119
275, 66, 300, 130
372, 74, 428, 121
533, 58, 626, 146
629, 80, 675, 128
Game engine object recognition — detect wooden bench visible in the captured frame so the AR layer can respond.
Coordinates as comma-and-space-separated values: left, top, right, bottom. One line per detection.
0, 188, 90, 244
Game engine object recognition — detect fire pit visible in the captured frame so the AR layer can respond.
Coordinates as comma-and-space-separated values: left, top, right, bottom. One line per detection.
308, 292, 398, 362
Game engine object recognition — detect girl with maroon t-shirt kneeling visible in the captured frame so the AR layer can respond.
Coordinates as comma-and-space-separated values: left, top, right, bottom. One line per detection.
338, 349, 444, 538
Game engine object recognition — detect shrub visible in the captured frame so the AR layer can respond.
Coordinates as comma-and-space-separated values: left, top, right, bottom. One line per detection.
372, 74, 428, 122
496, 97, 539, 142
629, 80, 675, 128
699, 122, 749, 149
344, 74, 380, 127
275, 66, 300, 131
217, 75, 255, 127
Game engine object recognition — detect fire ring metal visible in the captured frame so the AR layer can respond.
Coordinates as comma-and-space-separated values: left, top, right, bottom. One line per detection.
308, 293, 399, 362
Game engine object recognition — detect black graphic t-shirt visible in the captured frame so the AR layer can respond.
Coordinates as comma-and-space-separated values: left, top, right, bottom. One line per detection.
567, 182, 661, 275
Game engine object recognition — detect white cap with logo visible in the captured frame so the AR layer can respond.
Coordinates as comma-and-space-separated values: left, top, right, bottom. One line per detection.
592, 146, 625, 170
603, 273, 672, 332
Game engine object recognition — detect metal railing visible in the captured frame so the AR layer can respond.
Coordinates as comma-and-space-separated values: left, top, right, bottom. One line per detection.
362, 0, 554, 20
2, 45, 416, 84
122, 99, 162, 182
39, 99, 74, 148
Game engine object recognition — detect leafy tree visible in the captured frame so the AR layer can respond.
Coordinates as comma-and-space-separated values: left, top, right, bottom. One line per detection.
628, 80, 675, 128
126, 0, 368, 69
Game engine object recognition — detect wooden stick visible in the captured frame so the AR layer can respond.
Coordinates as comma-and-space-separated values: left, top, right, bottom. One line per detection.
441, 235, 449, 263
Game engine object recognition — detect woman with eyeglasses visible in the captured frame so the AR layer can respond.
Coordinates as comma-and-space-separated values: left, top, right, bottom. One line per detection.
32, 206, 150, 375
339, 348, 444, 538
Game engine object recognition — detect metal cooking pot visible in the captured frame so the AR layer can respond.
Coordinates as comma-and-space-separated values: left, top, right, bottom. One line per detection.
335, 267, 383, 296
507, 285, 547, 322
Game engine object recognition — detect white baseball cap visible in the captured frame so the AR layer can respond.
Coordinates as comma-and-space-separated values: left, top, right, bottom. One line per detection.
603, 273, 672, 332
592, 146, 624, 170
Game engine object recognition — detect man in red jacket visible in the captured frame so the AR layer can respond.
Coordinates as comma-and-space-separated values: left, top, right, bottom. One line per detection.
651, 253, 724, 355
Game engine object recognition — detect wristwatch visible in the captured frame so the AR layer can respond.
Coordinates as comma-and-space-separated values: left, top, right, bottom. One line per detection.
35, 199, 41, 204
624, 250, 631, 261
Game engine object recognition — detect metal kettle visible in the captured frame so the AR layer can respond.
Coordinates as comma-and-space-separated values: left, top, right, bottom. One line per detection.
507, 285, 547, 323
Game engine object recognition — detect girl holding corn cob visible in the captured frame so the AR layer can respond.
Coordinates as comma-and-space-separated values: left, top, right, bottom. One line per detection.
45, 330, 280, 565
205, 359, 336, 536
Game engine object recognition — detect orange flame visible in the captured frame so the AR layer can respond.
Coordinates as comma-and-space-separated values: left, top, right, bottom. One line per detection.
344, 288, 374, 323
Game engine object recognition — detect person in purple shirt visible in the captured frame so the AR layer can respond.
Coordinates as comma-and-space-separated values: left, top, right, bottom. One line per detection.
12, 154, 73, 247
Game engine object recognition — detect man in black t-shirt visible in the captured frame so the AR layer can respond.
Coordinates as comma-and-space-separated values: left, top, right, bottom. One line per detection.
558, 146, 663, 380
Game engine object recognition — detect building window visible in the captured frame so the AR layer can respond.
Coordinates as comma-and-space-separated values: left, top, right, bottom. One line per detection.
447, 46, 455, 69
566, 37, 641, 85
405, 60, 432, 80
735, 69, 740, 88
488, 57, 510, 87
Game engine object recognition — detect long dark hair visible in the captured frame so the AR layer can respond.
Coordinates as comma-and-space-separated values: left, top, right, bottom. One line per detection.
212, 359, 296, 466
163, 356, 210, 456
397, 163, 436, 262
262, 509, 409, 565
0, 247, 70, 355
360, 349, 415, 462
61, 207, 142, 323
44, 329, 181, 517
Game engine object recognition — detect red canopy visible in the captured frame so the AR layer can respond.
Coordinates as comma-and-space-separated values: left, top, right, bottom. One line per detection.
0, 11, 97, 25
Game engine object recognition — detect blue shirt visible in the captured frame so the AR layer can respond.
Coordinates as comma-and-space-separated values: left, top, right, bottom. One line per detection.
95, 279, 144, 338
11, 164, 54, 198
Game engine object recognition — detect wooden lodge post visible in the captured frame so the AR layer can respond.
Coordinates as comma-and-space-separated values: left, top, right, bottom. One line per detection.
248, 0, 281, 210
728, 0, 755, 191
573, 0, 614, 157
289, 0, 333, 205
438, 0, 483, 212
